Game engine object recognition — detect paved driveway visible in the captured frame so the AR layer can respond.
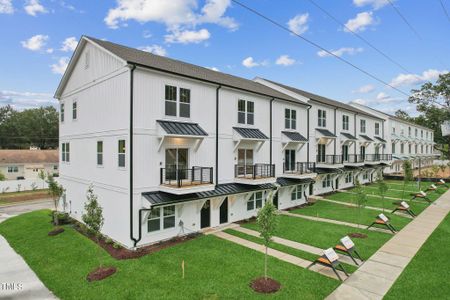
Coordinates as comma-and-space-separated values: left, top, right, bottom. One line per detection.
0, 199, 53, 222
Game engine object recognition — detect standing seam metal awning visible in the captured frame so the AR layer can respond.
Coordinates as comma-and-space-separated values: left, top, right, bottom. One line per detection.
341, 132, 357, 140
359, 134, 374, 142
233, 127, 269, 140
157, 120, 208, 136
316, 128, 337, 138
276, 177, 314, 187
282, 131, 308, 142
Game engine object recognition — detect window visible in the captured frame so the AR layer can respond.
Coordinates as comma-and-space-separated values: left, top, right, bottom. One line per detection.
342, 115, 349, 130
147, 208, 161, 232
408, 127, 411, 137
421, 130, 423, 138
118, 140, 125, 167
360, 145, 366, 157
317, 144, 326, 163
7, 166, 18, 173
179, 88, 190, 118
147, 206, 176, 232
97, 141, 103, 166
345, 172, 352, 183
363, 171, 368, 180
392, 127, 396, 134
84, 51, 90, 69
53, 165, 58, 170
284, 149, 296, 171
165, 85, 177, 116
360, 119, 366, 133
421, 145, 424, 153
318, 109, 326, 127
375, 123, 380, 135
163, 206, 175, 229
285, 108, 297, 129
342, 145, 349, 161
238, 99, 254, 125
426, 132, 429, 139
415, 128, 418, 137
392, 143, 396, 154
415, 144, 418, 154
401, 143, 404, 154
72, 101, 77, 120
60, 103, 65, 122
247, 191, 264, 211
61, 142, 70, 162
291, 185, 302, 201
322, 174, 331, 188
408, 144, 411, 154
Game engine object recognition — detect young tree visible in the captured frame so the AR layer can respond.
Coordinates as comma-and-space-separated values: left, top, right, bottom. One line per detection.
257, 198, 278, 280
47, 174, 65, 225
82, 185, 105, 266
353, 179, 367, 228
402, 160, 413, 201
376, 169, 389, 212
431, 165, 440, 178
38, 170, 46, 189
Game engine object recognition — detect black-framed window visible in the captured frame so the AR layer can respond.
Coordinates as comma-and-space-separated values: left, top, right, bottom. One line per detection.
318, 109, 326, 127
375, 123, 380, 135
179, 88, 190, 118
322, 174, 331, 188
401, 143, 404, 154
247, 191, 263, 210
61, 142, 70, 162
285, 108, 297, 129
118, 140, 126, 168
163, 206, 175, 229
392, 143, 396, 153
291, 185, 302, 201
238, 99, 254, 125
97, 141, 103, 166
72, 101, 77, 120
360, 119, 366, 133
165, 85, 177, 116
342, 115, 349, 130
60, 103, 64, 122
148, 208, 161, 232
7, 166, 18, 173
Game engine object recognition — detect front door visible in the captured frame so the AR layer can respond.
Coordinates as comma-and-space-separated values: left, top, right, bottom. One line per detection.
335, 178, 339, 190
237, 149, 254, 176
360, 146, 366, 159
201, 200, 211, 229
309, 183, 314, 195
342, 145, 349, 162
284, 149, 296, 172
273, 192, 278, 209
219, 198, 228, 224
317, 144, 326, 163
165, 148, 188, 181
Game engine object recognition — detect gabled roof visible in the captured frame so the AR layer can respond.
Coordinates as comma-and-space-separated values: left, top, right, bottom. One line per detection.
282, 131, 308, 142
233, 127, 269, 140
0, 150, 58, 164
57, 36, 302, 103
157, 120, 208, 136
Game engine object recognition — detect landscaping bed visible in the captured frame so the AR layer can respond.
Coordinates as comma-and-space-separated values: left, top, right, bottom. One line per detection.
0, 189, 50, 205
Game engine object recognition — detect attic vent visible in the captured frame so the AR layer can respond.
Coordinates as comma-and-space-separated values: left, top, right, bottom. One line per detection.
84, 51, 90, 69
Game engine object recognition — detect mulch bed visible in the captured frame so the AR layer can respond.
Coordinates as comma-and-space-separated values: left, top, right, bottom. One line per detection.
87, 266, 116, 282
73, 223, 200, 260
250, 277, 281, 294
348, 232, 368, 239
48, 227, 65, 236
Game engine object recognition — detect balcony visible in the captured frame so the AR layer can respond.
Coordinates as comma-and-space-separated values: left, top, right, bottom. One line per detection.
364, 154, 381, 164
234, 163, 276, 185
343, 154, 364, 165
380, 154, 392, 161
159, 167, 214, 195
316, 155, 343, 168
283, 162, 316, 178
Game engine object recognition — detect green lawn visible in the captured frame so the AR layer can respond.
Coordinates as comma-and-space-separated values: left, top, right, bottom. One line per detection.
0, 210, 339, 299
241, 215, 392, 260
290, 201, 411, 230
385, 212, 450, 299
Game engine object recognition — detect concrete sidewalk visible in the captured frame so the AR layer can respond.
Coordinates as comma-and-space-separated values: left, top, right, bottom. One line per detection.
326, 188, 450, 300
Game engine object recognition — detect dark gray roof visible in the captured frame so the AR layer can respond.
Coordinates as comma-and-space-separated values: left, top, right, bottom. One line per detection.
374, 136, 387, 143
277, 177, 314, 187
86, 37, 302, 104
142, 183, 275, 207
342, 166, 363, 172
282, 131, 308, 142
359, 134, 374, 142
316, 168, 343, 174
316, 128, 337, 138
233, 127, 269, 140
261, 78, 382, 120
341, 132, 357, 140
157, 120, 208, 136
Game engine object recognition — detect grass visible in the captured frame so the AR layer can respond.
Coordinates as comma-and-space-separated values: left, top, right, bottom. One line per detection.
241, 215, 392, 260
385, 212, 450, 299
290, 201, 411, 230
0, 210, 339, 299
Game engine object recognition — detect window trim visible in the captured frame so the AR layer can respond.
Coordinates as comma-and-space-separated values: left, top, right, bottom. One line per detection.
97, 140, 103, 167
72, 100, 77, 120
291, 185, 302, 201
318, 109, 326, 127
375, 123, 380, 135
342, 115, 349, 131
247, 191, 264, 211
118, 139, 126, 169
164, 84, 191, 119
360, 119, 366, 133
61, 142, 70, 163
238, 99, 255, 125
285, 108, 297, 130
147, 205, 177, 233
60, 102, 65, 123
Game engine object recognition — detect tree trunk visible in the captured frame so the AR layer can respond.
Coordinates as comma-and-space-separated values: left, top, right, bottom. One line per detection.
264, 246, 268, 280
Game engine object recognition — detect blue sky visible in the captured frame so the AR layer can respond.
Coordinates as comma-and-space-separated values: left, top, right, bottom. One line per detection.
0, 0, 449, 114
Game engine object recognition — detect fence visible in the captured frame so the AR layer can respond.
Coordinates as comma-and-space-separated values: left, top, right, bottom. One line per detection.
0, 178, 58, 193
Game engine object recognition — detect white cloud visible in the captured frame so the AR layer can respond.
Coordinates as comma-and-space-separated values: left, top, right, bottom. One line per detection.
24, 0, 47, 16
344, 11, 374, 32
165, 28, 210, 44
242, 57, 261, 68
353, 84, 375, 93
317, 47, 363, 57
46, 48, 54, 53
390, 69, 448, 87
50, 57, 69, 75
287, 13, 309, 35
0, 0, 13, 14
0, 90, 56, 110
376, 92, 389, 100
353, 0, 390, 10
21, 35, 49, 51
60, 37, 78, 52
275, 55, 295, 66
198, 0, 238, 30
351, 98, 368, 105
138, 44, 167, 56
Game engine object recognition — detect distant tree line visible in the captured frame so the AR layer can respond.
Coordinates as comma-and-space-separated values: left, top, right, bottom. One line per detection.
0, 105, 58, 149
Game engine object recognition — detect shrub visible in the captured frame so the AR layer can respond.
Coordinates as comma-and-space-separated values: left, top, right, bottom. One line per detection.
113, 243, 121, 249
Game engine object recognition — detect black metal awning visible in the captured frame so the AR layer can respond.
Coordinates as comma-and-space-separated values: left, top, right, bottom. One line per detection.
342, 166, 363, 172
359, 134, 374, 142
282, 131, 308, 142
316, 167, 343, 174
143, 183, 276, 207
276, 177, 314, 187
157, 120, 208, 136
374, 136, 387, 143
233, 127, 269, 140
341, 132, 357, 140
316, 128, 337, 138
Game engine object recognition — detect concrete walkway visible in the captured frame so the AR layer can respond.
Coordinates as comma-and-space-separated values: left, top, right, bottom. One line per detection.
232, 226, 361, 266
326, 188, 450, 300
213, 231, 349, 281
280, 211, 393, 234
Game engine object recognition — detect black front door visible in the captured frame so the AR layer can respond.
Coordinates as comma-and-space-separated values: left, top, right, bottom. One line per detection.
201, 200, 211, 229
309, 183, 314, 195
273, 193, 278, 209
335, 178, 339, 190
219, 198, 228, 224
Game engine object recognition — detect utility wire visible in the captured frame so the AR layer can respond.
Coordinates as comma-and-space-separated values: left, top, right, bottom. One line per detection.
230, 0, 410, 97
439, 0, 450, 23
386, 0, 422, 40
306, 0, 412, 73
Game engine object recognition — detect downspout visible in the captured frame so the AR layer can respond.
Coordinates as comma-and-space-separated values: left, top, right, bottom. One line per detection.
215, 86, 222, 186
354, 114, 358, 156
334, 108, 337, 156
129, 64, 139, 248
307, 106, 311, 164
270, 98, 274, 168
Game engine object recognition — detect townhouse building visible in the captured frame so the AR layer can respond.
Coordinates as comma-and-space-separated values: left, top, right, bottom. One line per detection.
55, 37, 434, 249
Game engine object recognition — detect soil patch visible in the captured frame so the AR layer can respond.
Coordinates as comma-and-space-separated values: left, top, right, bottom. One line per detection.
87, 266, 116, 282
0, 191, 50, 204
48, 227, 65, 236
348, 232, 368, 239
250, 277, 281, 294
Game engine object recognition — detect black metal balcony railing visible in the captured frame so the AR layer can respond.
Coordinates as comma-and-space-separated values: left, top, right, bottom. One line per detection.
343, 154, 364, 163
235, 163, 275, 179
380, 154, 392, 161
283, 162, 316, 174
365, 154, 381, 162
316, 154, 342, 165
160, 167, 213, 188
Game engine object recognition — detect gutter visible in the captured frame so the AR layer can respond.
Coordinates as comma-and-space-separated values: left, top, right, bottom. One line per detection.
215, 86, 222, 185
129, 64, 139, 248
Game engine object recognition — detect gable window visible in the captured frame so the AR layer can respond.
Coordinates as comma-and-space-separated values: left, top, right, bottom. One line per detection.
72, 101, 77, 120
60, 103, 65, 122
322, 174, 331, 188
342, 115, 349, 130
318, 109, 326, 127
238, 99, 254, 125
375, 123, 380, 135
7, 166, 18, 173
165, 85, 177, 116
291, 185, 302, 201
285, 108, 297, 129
61, 142, 70, 162
360, 119, 366, 133
179, 88, 190, 118
97, 141, 103, 166
147, 205, 176, 233
247, 191, 263, 211
118, 140, 126, 168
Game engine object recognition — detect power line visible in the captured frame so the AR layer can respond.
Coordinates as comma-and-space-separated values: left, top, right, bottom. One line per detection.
386, 0, 422, 40
230, 0, 410, 97
307, 0, 412, 73
439, 0, 450, 23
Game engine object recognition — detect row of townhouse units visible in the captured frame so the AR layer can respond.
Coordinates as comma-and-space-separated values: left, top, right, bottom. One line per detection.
55, 36, 438, 249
